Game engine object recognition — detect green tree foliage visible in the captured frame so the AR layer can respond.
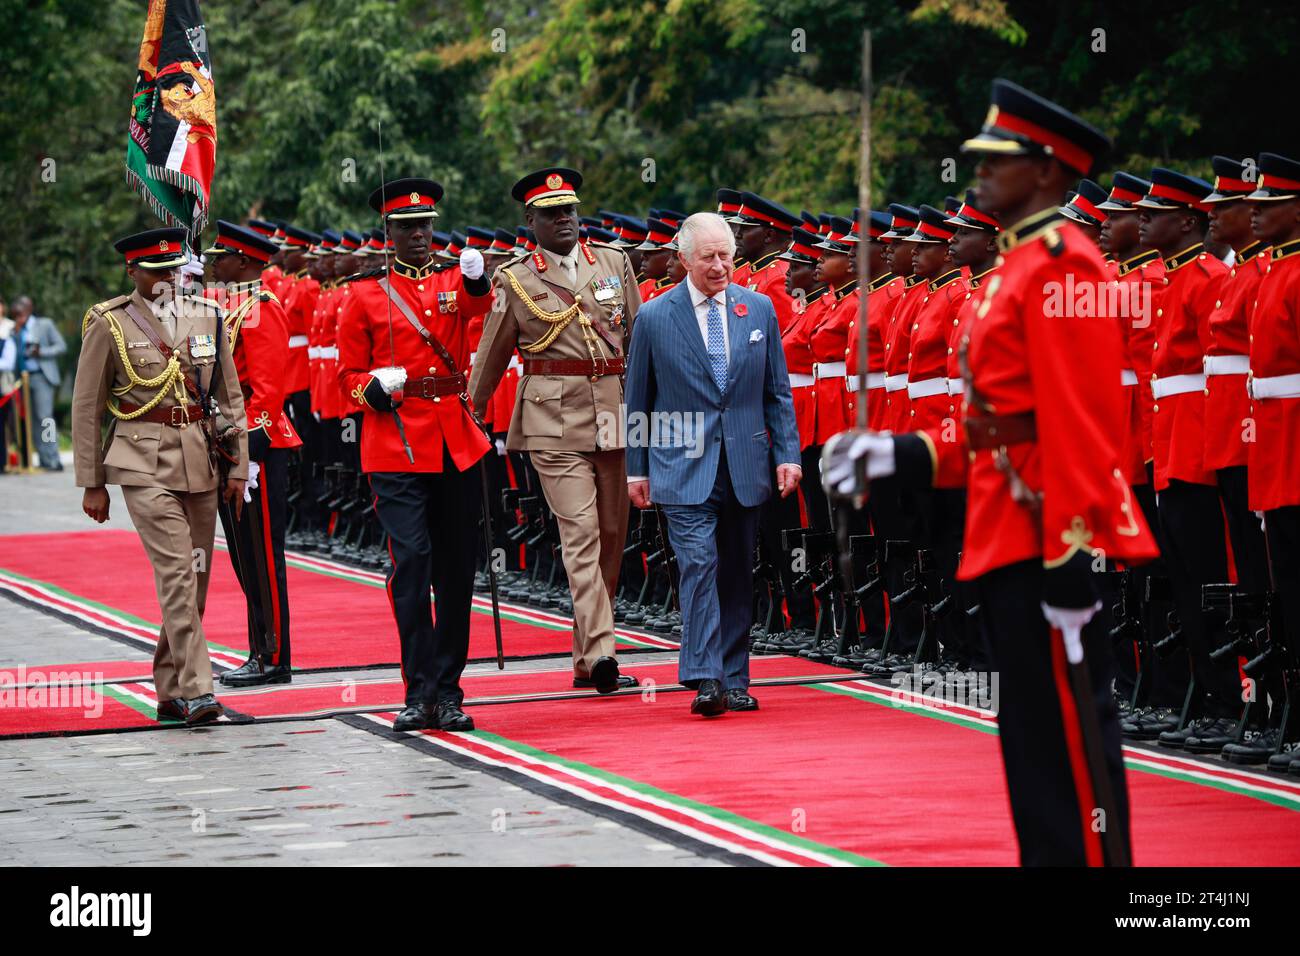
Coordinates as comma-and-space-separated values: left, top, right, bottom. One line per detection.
2, 0, 1298, 392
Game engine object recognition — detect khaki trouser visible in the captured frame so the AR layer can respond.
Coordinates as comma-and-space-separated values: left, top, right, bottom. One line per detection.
528, 448, 629, 676
122, 485, 218, 701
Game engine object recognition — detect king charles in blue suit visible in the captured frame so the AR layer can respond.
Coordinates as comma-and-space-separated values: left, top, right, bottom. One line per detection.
625, 213, 801, 716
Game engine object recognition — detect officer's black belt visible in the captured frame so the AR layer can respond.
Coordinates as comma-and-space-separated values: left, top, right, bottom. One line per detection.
406, 373, 468, 399
117, 402, 209, 426
522, 358, 626, 377
964, 412, 1037, 450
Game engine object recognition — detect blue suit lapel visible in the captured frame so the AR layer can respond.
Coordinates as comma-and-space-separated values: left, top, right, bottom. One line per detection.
724, 285, 748, 395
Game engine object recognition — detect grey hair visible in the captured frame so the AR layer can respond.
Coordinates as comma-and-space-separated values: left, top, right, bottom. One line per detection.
677, 212, 736, 262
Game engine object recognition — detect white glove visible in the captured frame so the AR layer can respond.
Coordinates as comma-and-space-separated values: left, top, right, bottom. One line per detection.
821, 429, 896, 499
495, 438, 507, 456
369, 365, 408, 394
460, 248, 485, 280
244, 460, 261, 502
1041, 601, 1103, 664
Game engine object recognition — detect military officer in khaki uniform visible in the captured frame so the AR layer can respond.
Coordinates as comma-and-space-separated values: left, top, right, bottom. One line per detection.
469, 167, 642, 693
72, 228, 249, 726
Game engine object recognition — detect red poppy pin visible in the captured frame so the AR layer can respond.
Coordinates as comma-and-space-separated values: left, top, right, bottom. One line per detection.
733, 302, 748, 317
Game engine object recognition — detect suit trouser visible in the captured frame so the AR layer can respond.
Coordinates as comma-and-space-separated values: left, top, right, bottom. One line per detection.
369, 456, 479, 707
528, 447, 628, 676
27, 370, 59, 469
978, 559, 1132, 866
661, 449, 761, 691
218, 449, 291, 667
1157, 479, 1240, 718
121, 484, 218, 701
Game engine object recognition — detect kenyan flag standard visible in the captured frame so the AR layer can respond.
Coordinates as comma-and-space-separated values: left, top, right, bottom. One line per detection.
125, 0, 216, 233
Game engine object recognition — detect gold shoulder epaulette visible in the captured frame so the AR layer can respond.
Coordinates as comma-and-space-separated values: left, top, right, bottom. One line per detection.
82, 295, 129, 334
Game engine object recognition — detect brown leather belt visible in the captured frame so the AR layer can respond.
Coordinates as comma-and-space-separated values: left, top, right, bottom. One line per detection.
406, 373, 467, 399
965, 412, 1037, 450
523, 358, 626, 378
117, 402, 208, 426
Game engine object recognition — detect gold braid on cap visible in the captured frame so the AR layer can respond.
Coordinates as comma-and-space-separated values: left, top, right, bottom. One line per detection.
505, 268, 582, 353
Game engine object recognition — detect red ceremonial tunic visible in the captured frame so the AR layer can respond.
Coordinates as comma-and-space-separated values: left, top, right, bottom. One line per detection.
745, 252, 795, 334
226, 284, 301, 449
936, 268, 995, 490
810, 282, 857, 444
882, 277, 927, 433
1113, 250, 1165, 484
1150, 244, 1228, 491
1204, 241, 1268, 471
1247, 238, 1300, 511
333, 282, 361, 416
781, 288, 823, 450
846, 274, 903, 432
337, 260, 492, 473
283, 274, 319, 395
919, 209, 1159, 579
906, 269, 968, 433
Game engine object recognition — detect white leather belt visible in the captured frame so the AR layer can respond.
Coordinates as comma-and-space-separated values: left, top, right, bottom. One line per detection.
845, 372, 885, 391
308, 346, 322, 359
884, 374, 908, 393
469, 351, 477, 365
1204, 354, 1250, 376
947, 377, 964, 395
907, 377, 949, 399
789, 372, 815, 388
318, 346, 338, 360
814, 361, 846, 380
288, 335, 309, 349
1151, 373, 1206, 399
1250, 372, 1300, 400
1120, 368, 1138, 386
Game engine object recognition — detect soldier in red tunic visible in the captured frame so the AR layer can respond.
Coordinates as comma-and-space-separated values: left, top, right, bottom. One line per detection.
846, 210, 903, 433
880, 206, 926, 435
825, 80, 1159, 865
717, 189, 751, 287
337, 178, 493, 732
636, 219, 679, 303
1135, 167, 1241, 751
1244, 152, 1300, 770
727, 193, 800, 334
204, 221, 303, 687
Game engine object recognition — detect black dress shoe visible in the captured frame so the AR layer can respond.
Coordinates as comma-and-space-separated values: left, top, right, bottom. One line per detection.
1222, 728, 1283, 765
573, 673, 640, 690
220, 659, 292, 687
393, 703, 433, 731
185, 694, 223, 726
1121, 706, 1180, 740
1158, 715, 1215, 749
691, 679, 725, 717
156, 699, 186, 722
724, 688, 759, 711
589, 656, 621, 694
434, 700, 475, 732
1184, 717, 1240, 754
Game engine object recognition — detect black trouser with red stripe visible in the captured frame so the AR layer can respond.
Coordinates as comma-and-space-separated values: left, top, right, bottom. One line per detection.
369, 449, 480, 708
978, 559, 1131, 867
218, 448, 292, 668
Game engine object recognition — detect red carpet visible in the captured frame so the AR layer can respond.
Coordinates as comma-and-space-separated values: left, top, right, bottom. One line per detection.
0, 531, 673, 671
386, 680, 1300, 867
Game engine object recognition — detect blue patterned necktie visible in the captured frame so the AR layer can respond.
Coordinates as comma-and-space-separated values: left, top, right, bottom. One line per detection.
705, 295, 727, 392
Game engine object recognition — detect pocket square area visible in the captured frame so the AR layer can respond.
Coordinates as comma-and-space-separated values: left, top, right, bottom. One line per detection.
749, 330, 764, 343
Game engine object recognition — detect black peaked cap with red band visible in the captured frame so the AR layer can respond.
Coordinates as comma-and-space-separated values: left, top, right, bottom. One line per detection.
1135, 168, 1213, 212
1203, 156, 1259, 203
779, 226, 826, 264
203, 220, 279, 263
903, 204, 957, 243
944, 190, 1001, 233
962, 78, 1111, 177
814, 215, 858, 253
368, 177, 443, 220
1061, 178, 1110, 226
866, 209, 894, 241
881, 204, 920, 240
716, 188, 743, 217
1097, 172, 1151, 211
728, 192, 801, 232
513, 167, 582, 208
636, 218, 679, 250
114, 227, 190, 269
1248, 153, 1300, 201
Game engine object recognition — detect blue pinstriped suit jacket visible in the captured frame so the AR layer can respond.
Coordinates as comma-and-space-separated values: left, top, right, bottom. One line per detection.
624, 280, 800, 507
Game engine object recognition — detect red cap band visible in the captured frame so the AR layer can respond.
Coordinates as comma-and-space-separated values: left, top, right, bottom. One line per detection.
989, 108, 1092, 175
